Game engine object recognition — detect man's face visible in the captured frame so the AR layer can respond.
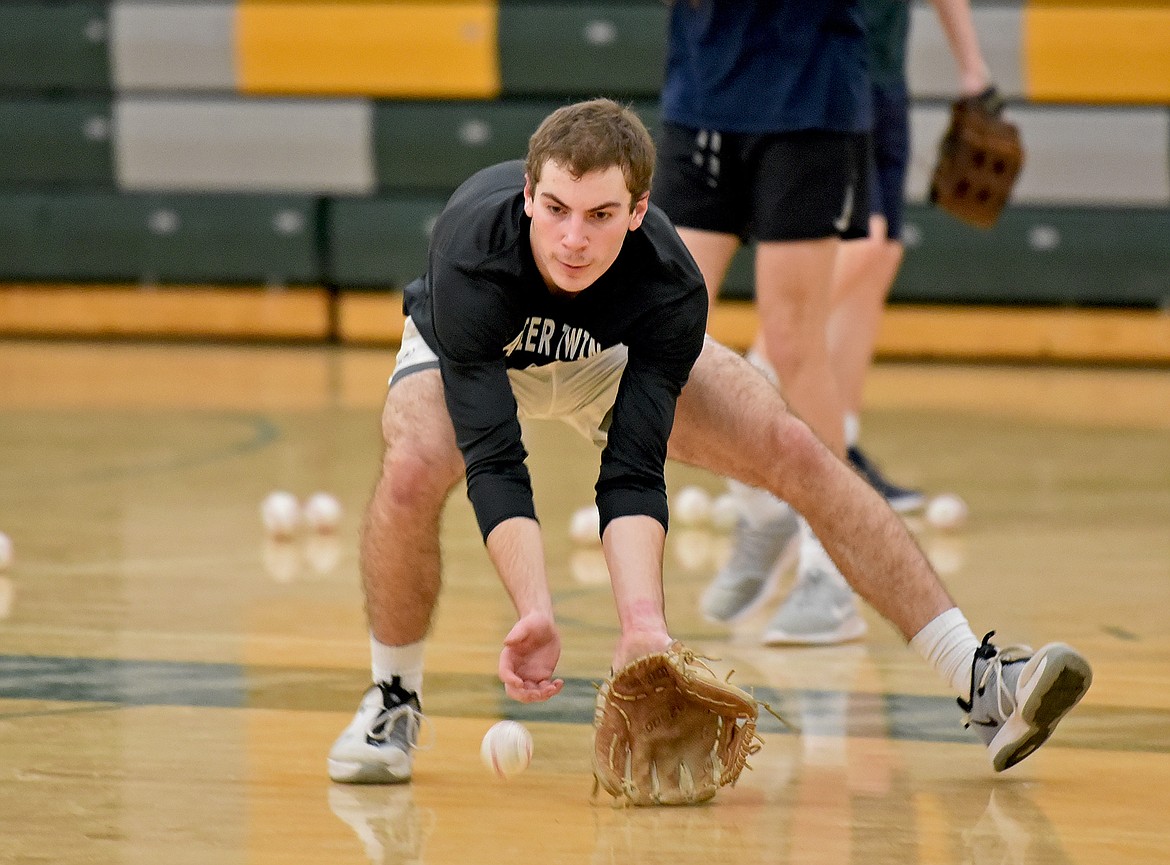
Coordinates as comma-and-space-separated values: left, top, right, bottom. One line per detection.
524, 160, 649, 295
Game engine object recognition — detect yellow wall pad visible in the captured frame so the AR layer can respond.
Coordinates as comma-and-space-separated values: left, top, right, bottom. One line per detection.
875, 305, 1170, 364
237, 1, 500, 97
0, 285, 330, 341
336, 290, 407, 345
1025, 4, 1170, 103
337, 292, 1170, 364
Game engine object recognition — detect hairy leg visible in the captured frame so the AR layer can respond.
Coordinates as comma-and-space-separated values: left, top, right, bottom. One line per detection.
828, 216, 904, 415
361, 370, 465, 646
753, 238, 847, 456
669, 339, 954, 639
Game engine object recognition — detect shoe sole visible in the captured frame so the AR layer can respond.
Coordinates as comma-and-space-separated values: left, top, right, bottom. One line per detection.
888, 491, 926, 514
989, 643, 1093, 772
760, 614, 869, 647
328, 759, 413, 785
700, 532, 800, 625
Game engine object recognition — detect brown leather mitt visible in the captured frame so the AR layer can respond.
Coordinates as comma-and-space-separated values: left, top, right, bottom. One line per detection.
929, 87, 1023, 230
592, 642, 761, 806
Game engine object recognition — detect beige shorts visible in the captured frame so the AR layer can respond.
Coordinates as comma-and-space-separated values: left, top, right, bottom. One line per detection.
391, 316, 627, 447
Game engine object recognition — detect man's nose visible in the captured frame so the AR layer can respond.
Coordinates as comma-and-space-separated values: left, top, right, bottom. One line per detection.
562, 215, 588, 250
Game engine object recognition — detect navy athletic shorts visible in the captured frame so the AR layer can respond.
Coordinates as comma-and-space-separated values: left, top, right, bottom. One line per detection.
653, 123, 871, 243
867, 80, 910, 240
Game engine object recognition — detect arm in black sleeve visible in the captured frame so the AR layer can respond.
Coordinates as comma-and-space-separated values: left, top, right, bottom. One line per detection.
430, 260, 537, 541
595, 288, 707, 534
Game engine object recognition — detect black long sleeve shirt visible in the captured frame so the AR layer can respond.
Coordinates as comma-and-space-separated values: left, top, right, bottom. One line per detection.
403, 161, 708, 541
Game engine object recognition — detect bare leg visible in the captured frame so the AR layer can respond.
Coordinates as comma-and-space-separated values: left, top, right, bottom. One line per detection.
669, 339, 953, 640
828, 216, 904, 415
674, 226, 740, 306
754, 238, 847, 456
361, 370, 465, 646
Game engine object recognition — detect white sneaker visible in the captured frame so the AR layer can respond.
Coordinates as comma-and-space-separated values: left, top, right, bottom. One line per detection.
699, 510, 800, 623
959, 632, 1092, 772
761, 565, 868, 646
328, 679, 423, 784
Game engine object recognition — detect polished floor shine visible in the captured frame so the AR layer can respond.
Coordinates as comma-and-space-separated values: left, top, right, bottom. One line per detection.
1, 340, 1168, 865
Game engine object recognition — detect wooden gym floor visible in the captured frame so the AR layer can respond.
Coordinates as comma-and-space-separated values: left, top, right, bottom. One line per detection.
1, 338, 1168, 864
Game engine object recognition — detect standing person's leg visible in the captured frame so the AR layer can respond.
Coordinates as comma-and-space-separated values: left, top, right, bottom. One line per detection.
746, 130, 872, 645
653, 122, 803, 625
827, 215, 902, 419
330, 330, 466, 784
669, 339, 1092, 771
753, 236, 845, 456
829, 79, 925, 512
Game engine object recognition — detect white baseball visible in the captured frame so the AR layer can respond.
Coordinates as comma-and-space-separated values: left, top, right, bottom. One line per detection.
709, 493, 740, 532
261, 491, 301, 538
0, 531, 12, 571
568, 504, 601, 546
673, 486, 712, 527
303, 491, 343, 533
480, 720, 533, 779
926, 493, 969, 531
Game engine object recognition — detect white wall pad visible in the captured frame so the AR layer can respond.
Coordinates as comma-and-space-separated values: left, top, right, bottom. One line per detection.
906, 104, 1170, 207
115, 96, 375, 194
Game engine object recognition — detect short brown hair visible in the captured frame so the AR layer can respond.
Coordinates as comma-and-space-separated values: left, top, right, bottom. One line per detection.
526, 98, 655, 211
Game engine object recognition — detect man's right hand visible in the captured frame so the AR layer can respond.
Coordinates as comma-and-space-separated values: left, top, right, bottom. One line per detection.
498, 612, 565, 703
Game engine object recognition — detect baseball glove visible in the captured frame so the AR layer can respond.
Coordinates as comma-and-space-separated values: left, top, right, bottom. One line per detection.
592, 642, 763, 806
929, 87, 1023, 230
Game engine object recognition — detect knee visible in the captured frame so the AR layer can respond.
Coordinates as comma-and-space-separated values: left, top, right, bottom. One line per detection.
379, 441, 462, 512
765, 416, 827, 498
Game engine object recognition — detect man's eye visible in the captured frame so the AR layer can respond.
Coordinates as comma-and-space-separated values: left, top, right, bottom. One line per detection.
547, 205, 564, 215
591, 211, 612, 222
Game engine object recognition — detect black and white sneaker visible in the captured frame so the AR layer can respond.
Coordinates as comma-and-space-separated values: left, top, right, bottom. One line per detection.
328, 678, 424, 784
959, 632, 1092, 772
847, 445, 926, 513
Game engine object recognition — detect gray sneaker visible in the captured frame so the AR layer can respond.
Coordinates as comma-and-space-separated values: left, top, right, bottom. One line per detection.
959, 632, 1092, 772
328, 678, 423, 784
761, 565, 868, 646
699, 510, 799, 623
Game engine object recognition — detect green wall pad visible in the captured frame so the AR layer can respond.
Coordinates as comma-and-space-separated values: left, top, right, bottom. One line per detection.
499, 3, 667, 96
0, 193, 321, 284
0, 4, 111, 92
327, 195, 450, 288
0, 99, 114, 187
894, 206, 1170, 307
373, 99, 660, 192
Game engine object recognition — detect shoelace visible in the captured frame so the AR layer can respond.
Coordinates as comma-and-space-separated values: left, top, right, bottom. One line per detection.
957, 631, 1031, 726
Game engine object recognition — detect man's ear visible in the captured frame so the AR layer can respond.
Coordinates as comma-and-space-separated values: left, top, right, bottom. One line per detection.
523, 175, 535, 218
628, 193, 650, 231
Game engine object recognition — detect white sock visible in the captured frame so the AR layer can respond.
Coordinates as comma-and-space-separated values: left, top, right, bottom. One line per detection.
844, 412, 860, 449
745, 348, 779, 386
797, 519, 847, 586
725, 478, 792, 529
370, 635, 425, 699
909, 608, 981, 696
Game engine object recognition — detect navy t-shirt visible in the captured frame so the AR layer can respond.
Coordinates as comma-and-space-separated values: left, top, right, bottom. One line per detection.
661, 0, 872, 134
403, 161, 708, 541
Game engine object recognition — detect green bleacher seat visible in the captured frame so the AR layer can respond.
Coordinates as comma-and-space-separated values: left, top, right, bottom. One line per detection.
0, 4, 111, 92
0, 99, 114, 186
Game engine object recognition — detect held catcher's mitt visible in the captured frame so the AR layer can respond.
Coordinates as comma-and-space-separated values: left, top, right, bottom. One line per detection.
929, 87, 1023, 229
592, 642, 762, 806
